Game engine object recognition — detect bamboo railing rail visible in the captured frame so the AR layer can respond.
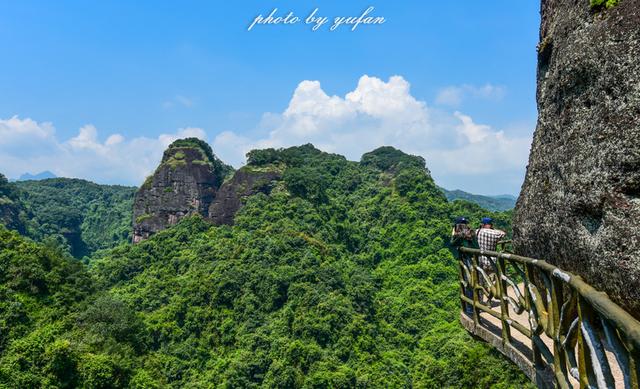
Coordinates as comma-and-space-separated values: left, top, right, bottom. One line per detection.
458, 245, 640, 388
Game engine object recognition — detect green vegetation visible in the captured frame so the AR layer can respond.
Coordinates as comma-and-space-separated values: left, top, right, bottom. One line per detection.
135, 213, 153, 224
13, 178, 136, 259
167, 138, 216, 162
591, 0, 620, 10
0, 226, 94, 387
163, 138, 234, 184
166, 158, 188, 169
0, 145, 531, 387
241, 162, 286, 174
246, 147, 284, 166
141, 175, 154, 190
360, 146, 427, 172
0, 173, 27, 234
440, 188, 517, 212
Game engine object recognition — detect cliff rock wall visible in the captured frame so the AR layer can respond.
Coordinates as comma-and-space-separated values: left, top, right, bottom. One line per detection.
133, 139, 231, 242
209, 167, 281, 225
133, 139, 281, 242
514, 0, 640, 316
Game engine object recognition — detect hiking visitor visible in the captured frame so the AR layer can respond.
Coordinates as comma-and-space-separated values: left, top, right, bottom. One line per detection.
451, 216, 477, 315
476, 217, 507, 273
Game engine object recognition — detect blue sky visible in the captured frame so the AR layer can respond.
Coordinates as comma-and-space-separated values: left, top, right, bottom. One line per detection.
0, 1, 540, 195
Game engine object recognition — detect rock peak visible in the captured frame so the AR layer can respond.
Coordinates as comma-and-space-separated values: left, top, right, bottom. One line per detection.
132, 139, 233, 243
132, 139, 281, 242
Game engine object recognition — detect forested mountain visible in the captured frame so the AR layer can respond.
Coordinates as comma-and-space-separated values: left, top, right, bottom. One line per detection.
0, 173, 28, 234
12, 178, 135, 258
0, 144, 530, 387
440, 188, 517, 212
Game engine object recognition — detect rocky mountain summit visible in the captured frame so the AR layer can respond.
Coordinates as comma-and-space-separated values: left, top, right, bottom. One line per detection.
133, 138, 232, 242
514, 0, 640, 316
133, 138, 282, 242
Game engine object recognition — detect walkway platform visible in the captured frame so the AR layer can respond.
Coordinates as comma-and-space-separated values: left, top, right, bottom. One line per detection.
461, 282, 627, 388
457, 246, 640, 388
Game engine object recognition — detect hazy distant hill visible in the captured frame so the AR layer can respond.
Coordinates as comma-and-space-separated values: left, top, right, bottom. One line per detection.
441, 188, 517, 211
15, 170, 57, 181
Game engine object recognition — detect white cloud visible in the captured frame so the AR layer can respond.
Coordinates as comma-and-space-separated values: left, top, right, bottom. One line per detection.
175, 95, 193, 108
162, 95, 194, 109
1, 76, 530, 194
214, 75, 531, 194
214, 75, 434, 160
0, 116, 207, 186
158, 127, 206, 147
454, 111, 490, 143
0, 116, 55, 142
211, 131, 254, 166
435, 87, 464, 107
106, 134, 125, 146
435, 83, 506, 107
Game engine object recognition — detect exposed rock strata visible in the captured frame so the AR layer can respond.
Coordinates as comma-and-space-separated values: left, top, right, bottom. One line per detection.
514, 0, 640, 316
132, 139, 231, 243
133, 139, 281, 242
208, 167, 281, 225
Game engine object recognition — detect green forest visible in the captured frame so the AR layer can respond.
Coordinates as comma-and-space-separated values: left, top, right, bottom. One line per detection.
440, 189, 516, 212
0, 144, 531, 388
1, 175, 135, 259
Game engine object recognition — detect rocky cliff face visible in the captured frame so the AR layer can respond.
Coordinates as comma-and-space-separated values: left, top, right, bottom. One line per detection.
133, 139, 282, 242
132, 138, 233, 243
514, 0, 640, 316
209, 167, 282, 225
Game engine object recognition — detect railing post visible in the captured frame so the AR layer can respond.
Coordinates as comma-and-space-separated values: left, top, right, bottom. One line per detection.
496, 255, 511, 345
577, 294, 596, 388
470, 253, 481, 325
525, 263, 546, 383
457, 249, 468, 313
550, 275, 570, 388
629, 343, 639, 389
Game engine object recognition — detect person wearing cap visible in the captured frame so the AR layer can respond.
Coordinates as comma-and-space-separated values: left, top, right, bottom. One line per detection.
450, 216, 476, 247
476, 217, 507, 272
451, 216, 477, 315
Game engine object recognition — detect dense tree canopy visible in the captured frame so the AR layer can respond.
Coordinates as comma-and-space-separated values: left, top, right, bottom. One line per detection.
0, 145, 531, 388
0, 173, 27, 234
14, 178, 136, 258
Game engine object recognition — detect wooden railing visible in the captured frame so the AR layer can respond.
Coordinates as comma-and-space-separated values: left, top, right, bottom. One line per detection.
458, 245, 640, 388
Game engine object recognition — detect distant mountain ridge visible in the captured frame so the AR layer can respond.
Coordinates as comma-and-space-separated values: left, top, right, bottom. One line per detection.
12, 171, 57, 181
440, 187, 517, 211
